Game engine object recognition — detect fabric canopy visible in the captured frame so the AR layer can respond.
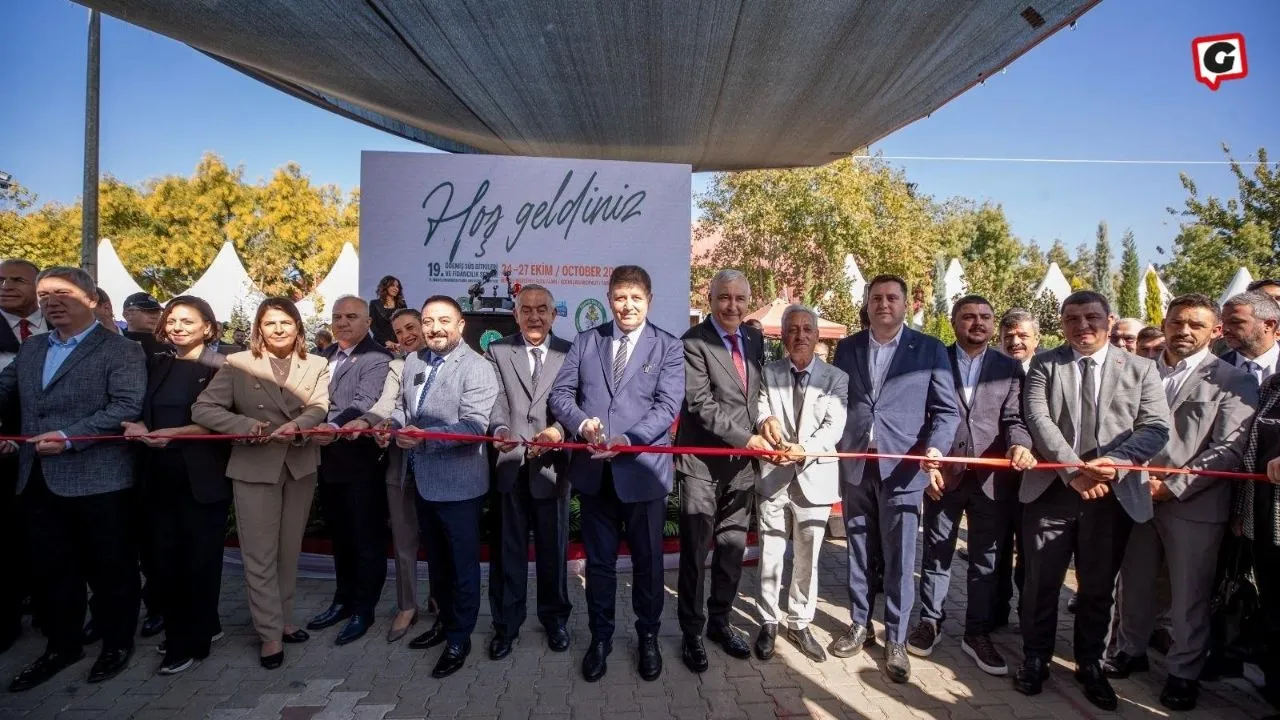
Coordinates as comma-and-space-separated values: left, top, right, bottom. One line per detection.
78, 0, 1097, 171
747, 299, 847, 340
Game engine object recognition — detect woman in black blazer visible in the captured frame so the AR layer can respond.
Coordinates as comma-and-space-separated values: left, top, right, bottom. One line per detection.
122, 295, 231, 675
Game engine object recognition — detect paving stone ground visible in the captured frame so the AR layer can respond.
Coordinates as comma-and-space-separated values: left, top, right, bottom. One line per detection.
0, 535, 1273, 720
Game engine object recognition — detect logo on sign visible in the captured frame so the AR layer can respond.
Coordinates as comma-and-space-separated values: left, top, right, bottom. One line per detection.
479, 330, 503, 352
1193, 33, 1247, 90
575, 299, 608, 332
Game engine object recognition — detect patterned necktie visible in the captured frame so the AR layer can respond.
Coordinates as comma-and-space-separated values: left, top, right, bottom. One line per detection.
726, 334, 747, 388
1078, 357, 1099, 460
613, 335, 629, 387
1244, 361, 1263, 386
17, 319, 31, 342
791, 369, 808, 439
417, 355, 445, 410
531, 347, 543, 387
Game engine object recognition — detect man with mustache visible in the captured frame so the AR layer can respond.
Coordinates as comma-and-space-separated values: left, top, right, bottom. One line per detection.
1105, 294, 1257, 711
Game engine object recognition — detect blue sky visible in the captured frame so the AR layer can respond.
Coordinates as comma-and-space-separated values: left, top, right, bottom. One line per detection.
2, 0, 1277, 270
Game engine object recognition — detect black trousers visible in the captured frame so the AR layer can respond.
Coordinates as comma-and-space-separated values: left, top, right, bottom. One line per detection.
489, 473, 571, 637
995, 500, 1025, 621
321, 481, 389, 620
580, 466, 666, 642
24, 463, 140, 654
1020, 480, 1132, 665
147, 471, 230, 659
417, 494, 484, 646
0, 464, 28, 643
1255, 487, 1280, 691
676, 470, 753, 635
136, 485, 160, 619
917, 472, 1009, 636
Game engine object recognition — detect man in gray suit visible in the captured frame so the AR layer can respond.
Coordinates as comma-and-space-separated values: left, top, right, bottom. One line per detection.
485, 284, 573, 658
753, 304, 848, 663
1105, 294, 1257, 711
390, 295, 499, 679
0, 267, 146, 691
1013, 290, 1170, 712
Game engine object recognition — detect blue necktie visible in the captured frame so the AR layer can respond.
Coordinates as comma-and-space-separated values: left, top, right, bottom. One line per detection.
417, 355, 445, 411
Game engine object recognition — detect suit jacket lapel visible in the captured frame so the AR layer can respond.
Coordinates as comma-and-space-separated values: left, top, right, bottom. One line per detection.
598, 326, 616, 396
947, 345, 970, 412
1055, 346, 1079, 441
1170, 360, 1210, 411
773, 362, 797, 437
146, 353, 173, 401
798, 360, 826, 439
1098, 349, 1125, 414
702, 320, 742, 394
532, 338, 567, 401
619, 324, 654, 391
252, 354, 292, 414
883, 328, 915, 386
46, 326, 108, 390
509, 339, 534, 400
851, 332, 872, 394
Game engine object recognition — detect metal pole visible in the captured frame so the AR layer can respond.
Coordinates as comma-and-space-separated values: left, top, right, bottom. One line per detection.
80, 9, 100, 280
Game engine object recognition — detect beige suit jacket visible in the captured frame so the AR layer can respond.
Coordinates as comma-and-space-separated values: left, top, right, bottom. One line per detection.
192, 350, 330, 483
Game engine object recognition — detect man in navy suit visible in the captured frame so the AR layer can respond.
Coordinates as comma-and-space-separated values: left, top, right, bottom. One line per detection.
308, 296, 393, 646
828, 274, 960, 684
549, 265, 685, 683
905, 295, 1035, 676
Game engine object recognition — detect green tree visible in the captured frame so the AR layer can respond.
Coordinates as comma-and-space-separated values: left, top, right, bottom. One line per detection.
1144, 269, 1165, 326
1091, 221, 1114, 302
1117, 229, 1141, 318
1070, 242, 1094, 290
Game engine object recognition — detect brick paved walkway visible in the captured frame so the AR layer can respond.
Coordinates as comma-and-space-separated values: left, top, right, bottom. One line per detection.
0, 537, 1273, 720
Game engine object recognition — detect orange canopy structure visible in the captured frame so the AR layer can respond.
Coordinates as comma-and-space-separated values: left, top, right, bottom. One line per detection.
745, 299, 848, 340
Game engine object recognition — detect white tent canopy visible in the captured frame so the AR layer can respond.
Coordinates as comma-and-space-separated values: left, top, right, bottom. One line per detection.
1137, 264, 1173, 320
96, 238, 147, 318
183, 242, 265, 325
298, 242, 360, 320
942, 258, 967, 307
1035, 262, 1072, 307
843, 254, 867, 302
1219, 266, 1255, 306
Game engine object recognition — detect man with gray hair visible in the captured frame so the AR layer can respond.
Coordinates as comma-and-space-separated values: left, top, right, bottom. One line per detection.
753, 304, 848, 662
1220, 290, 1278, 385
675, 268, 772, 672
1, 267, 146, 690
1110, 317, 1145, 354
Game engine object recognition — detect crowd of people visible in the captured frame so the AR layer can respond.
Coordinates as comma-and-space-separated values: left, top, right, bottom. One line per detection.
0, 256, 1278, 717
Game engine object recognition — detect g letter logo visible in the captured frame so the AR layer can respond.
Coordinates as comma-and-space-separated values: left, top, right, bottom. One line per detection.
1193, 33, 1247, 90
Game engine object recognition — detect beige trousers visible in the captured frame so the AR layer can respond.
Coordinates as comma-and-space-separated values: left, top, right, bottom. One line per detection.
232, 468, 316, 644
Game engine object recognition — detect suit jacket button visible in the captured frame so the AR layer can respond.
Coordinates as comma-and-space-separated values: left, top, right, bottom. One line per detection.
257, 404, 265, 409
253, 384, 261, 390
527, 416, 535, 423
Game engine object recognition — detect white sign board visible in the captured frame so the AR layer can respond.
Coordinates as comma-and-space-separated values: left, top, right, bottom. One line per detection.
360, 152, 692, 337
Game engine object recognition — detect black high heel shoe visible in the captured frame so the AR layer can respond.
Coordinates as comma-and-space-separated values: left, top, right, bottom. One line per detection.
282, 629, 309, 644
260, 651, 284, 670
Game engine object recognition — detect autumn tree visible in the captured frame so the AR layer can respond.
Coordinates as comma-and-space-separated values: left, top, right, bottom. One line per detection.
1117, 229, 1141, 318
1091, 221, 1114, 303
1144, 270, 1165, 326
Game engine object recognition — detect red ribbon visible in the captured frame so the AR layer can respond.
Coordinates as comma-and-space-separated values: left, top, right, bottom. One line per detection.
0, 426, 1269, 483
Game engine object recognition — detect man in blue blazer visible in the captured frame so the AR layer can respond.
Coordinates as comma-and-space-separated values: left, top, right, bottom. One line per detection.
828, 274, 960, 684
549, 265, 685, 684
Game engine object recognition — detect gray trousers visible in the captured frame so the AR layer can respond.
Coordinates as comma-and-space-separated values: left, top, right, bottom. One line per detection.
1116, 511, 1226, 680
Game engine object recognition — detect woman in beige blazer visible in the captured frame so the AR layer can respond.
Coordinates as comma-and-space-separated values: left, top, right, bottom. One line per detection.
192, 297, 330, 669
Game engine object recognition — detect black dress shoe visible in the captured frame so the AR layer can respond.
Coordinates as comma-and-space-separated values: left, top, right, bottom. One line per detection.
1101, 651, 1149, 678
884, 642, 911, 683
1013, 655, 1050, 696
282, 629, 310, 644
546, 625, 570, 653
787, 627, 827, 663
87, 646, 133, 683
306, 603, 352, 631
754, 623, 777, 660
582, 638, 611, 682
1075, 661, 1118, 712
334, 616, 370, 646
488, 634, 516, 660
828, 624, 868, 659
8, 648, 84, 691
82, 619, 100, 645
638, 632, 662, 681
681, 632, 709, 673
432, 640, 470, 678
140, 614, 165, 638
1160, 675, 1199, 711
408, 621, 446, 650
259, 651, 284, 670
707, 624, 751, 659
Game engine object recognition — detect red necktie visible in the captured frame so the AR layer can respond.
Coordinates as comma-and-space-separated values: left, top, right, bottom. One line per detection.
18, 319, 31, 342
726, 334, 747, 388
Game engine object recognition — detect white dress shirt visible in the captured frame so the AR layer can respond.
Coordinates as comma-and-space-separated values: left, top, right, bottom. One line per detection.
1157, 346, 1211, 405
523, 335, 550, 376
579, 321, 646, 438
0, 309, 46, 372
1236, 341, 1279, 385
709, 316, 748, 383
1070, 344, 1109, 453
867, 325, 903, 446
956, 347, 985, 405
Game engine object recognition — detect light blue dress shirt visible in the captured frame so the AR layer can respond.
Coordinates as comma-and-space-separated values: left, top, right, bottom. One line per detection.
43, 321, 100, 389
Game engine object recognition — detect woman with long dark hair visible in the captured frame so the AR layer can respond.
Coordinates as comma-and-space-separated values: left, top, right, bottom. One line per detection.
192, 297, 330, 669
122, 296, 230, 675
369, 275, 406, 351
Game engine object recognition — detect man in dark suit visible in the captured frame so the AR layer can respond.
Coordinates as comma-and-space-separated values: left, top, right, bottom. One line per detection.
1013, 290, 1170, 711
828, 274, 960, 683
0, 267, 146, 690
308, 295, 393, 645
485, 284, 574, 658
0, 258, 44, 653
675, 268, 770, 672
1219, 290, 1278, 387
549, 265, 685, 683
122, 292, 166, 358
1106, 294, 1257, 711
906, 295, 1035, 676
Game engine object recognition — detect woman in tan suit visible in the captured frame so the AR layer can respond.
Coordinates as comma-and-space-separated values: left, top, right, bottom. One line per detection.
192, 297, 330, 669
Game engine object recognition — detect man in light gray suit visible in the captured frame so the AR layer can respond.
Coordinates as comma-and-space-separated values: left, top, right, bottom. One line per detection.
389, 295, 499, 679
485, 284, 573, 658
0, 267, 146, 692
1013, 290, 1170, 712
1105, 294, 1258, 712
753, 304, 847, 663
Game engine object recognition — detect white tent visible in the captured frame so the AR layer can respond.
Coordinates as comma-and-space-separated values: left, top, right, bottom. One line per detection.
96, 239, 147, 320
299, 242, 360, 320
182, 242, 265, 325
942, 258, 967, 306
1219, 266, 1255, 306
1137, 264, 1173, 321
1035, 262, 1072, 307
844, 254, 867, 302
